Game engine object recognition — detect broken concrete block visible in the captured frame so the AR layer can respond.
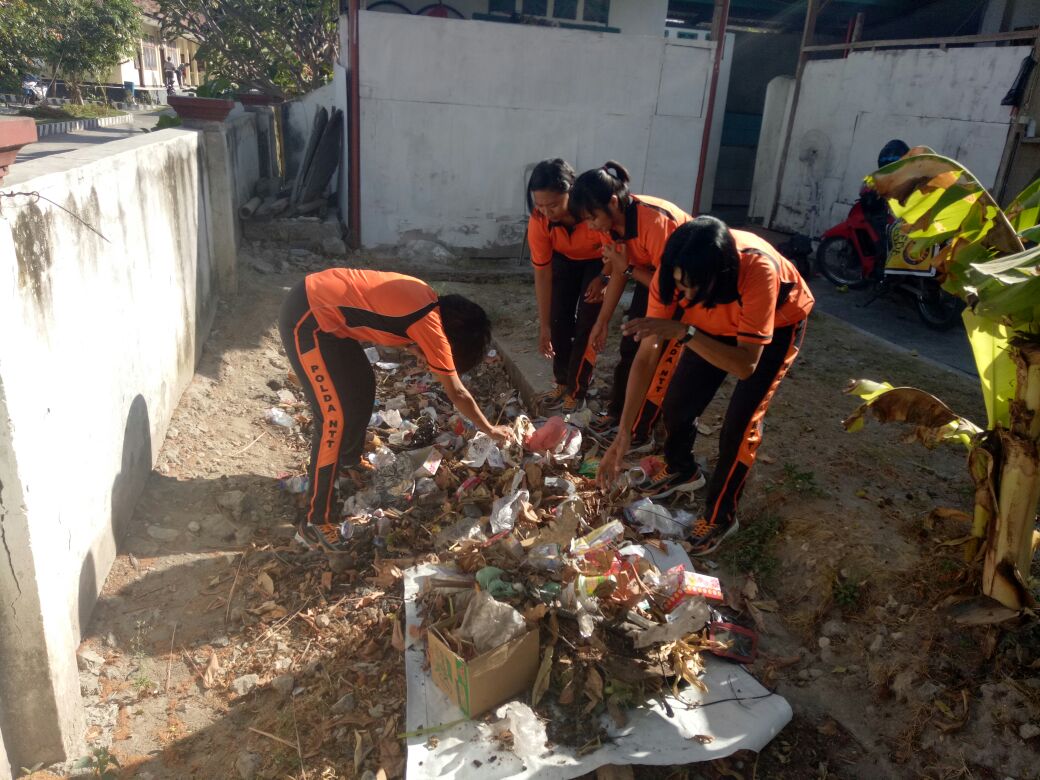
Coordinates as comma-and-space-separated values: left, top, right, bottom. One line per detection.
201, 513, 239, 540
321, 237, 347, 256
76, 647, 106, 675
217, 490, 248, 520
270, 674, 294, 697
231, 673, 260, 696
147, 525, 180, 541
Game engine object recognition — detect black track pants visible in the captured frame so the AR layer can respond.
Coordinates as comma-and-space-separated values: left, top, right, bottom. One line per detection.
662, 321, 805, 527
549, 253, 603, 400
278, 281, 375, 525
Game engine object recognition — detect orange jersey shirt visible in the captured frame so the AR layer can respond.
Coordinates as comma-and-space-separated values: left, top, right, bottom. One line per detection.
596, 195, 693, 271
304, 269, 456, 375
527, 212, 602, 267
647, 229, 814, 345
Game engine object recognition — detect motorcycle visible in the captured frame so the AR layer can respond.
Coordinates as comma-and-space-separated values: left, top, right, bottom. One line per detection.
816, 193, 964, 330
20, 74, 46, 105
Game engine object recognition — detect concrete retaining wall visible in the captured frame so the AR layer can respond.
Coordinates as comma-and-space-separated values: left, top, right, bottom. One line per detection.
755, 45, 1026, 236
355, 11, 727, 249
0, 124, 242, 770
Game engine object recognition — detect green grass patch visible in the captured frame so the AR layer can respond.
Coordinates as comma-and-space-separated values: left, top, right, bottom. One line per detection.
18, 104, 127, 122
765, 462, 827, 498
719, 512, 784, 579
831, 573, 868, 614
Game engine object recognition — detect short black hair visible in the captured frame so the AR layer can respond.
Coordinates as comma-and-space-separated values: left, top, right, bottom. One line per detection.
877, 139, 909, 168
438, 294, 491, 374
526, 158, 576, 213
658, 216, 740, 310
569, 160, 631, 221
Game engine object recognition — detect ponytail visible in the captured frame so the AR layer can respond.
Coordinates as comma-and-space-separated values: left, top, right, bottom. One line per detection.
569, 160, 631, 220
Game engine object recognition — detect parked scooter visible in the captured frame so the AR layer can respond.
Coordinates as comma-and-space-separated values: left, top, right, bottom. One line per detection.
815, 141, 964, 330
20, 74, 47, 105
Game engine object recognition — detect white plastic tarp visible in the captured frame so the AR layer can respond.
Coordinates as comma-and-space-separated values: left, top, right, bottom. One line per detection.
403, 564, 792, 779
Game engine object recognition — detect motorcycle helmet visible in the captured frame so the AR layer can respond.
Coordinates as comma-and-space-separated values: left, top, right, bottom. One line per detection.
878, 139, 910, 168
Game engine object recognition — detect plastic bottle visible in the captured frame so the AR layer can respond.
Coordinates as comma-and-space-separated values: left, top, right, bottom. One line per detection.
265, 407, 295, 428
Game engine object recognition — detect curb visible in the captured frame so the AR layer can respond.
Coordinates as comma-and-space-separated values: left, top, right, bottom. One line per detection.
34, 113, 134, 139
491, 336, 540, 413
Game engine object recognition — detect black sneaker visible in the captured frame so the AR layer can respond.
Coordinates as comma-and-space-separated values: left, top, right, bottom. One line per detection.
641, 468, 705, 499
294, 522, 353, 552
688, 516, 740, 556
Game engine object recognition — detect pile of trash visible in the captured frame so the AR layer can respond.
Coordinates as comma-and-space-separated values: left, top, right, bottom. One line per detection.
241, 345, 754, 773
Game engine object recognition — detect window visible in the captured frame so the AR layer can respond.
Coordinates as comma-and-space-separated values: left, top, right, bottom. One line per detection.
553, 0, 576, 19
142, 42, 157, 70
522, 0, 547, 14
488, 0, 515, 13
583, 0, 609, 24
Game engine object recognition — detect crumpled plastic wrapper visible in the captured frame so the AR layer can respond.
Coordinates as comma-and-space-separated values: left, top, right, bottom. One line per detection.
462, 432, 506, 469
457, 590, 527, 654
489, 489, 530, 534
633, 597, 710, 648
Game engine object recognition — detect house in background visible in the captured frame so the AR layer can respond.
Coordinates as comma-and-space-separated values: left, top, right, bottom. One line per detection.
39, 0, 204, 101
108, 0, 203, 95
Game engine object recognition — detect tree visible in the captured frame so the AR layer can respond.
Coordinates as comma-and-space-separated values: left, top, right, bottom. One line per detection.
844, 148, 1040, 613
0, 1, 50, 87
42, 0, 140, 104
156, 0, 338, 98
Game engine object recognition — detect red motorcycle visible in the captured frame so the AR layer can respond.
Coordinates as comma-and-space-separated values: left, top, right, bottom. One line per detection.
816, 195, 964, 330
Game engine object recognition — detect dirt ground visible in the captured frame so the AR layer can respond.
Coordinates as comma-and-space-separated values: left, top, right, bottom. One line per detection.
38, 242, 1040, 780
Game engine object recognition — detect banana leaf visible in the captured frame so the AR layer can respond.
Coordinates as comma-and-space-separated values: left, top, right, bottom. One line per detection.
963, 309, 1016, 429
843, 379, 982, 449
866, 153, 1024, 303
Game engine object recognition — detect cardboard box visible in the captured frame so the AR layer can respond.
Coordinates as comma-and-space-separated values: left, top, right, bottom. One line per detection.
427, 617, 540, 718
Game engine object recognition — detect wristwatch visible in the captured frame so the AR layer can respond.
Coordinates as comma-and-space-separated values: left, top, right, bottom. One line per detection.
624, 265, 635, 278
678, 325, 697, 345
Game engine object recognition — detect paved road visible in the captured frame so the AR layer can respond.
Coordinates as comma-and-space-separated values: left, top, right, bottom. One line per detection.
4, 107, 171, 163
807, 275, 976, 376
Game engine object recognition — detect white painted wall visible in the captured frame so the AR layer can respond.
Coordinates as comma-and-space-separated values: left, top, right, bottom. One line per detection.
0, 130, 222, 767
356, 11, 720, 248
767, 46, 1027, 236
747, 75, 794, 224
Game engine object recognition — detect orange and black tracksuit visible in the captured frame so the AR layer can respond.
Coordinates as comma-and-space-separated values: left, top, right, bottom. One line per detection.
600, 195, 692, 435
647, 229, 815, 528
278, 269, 457, 525
529, 212, 603, 400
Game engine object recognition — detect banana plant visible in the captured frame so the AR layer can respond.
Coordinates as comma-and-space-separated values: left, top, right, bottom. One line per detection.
843, 148, 1040, 612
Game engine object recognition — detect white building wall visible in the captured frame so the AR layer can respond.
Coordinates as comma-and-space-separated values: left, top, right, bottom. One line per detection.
0, 129, 225, 768
356, 11, 720, 248
747, 75, 794, 224
767, 45, 1027, 236
608, 0, 667, 35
